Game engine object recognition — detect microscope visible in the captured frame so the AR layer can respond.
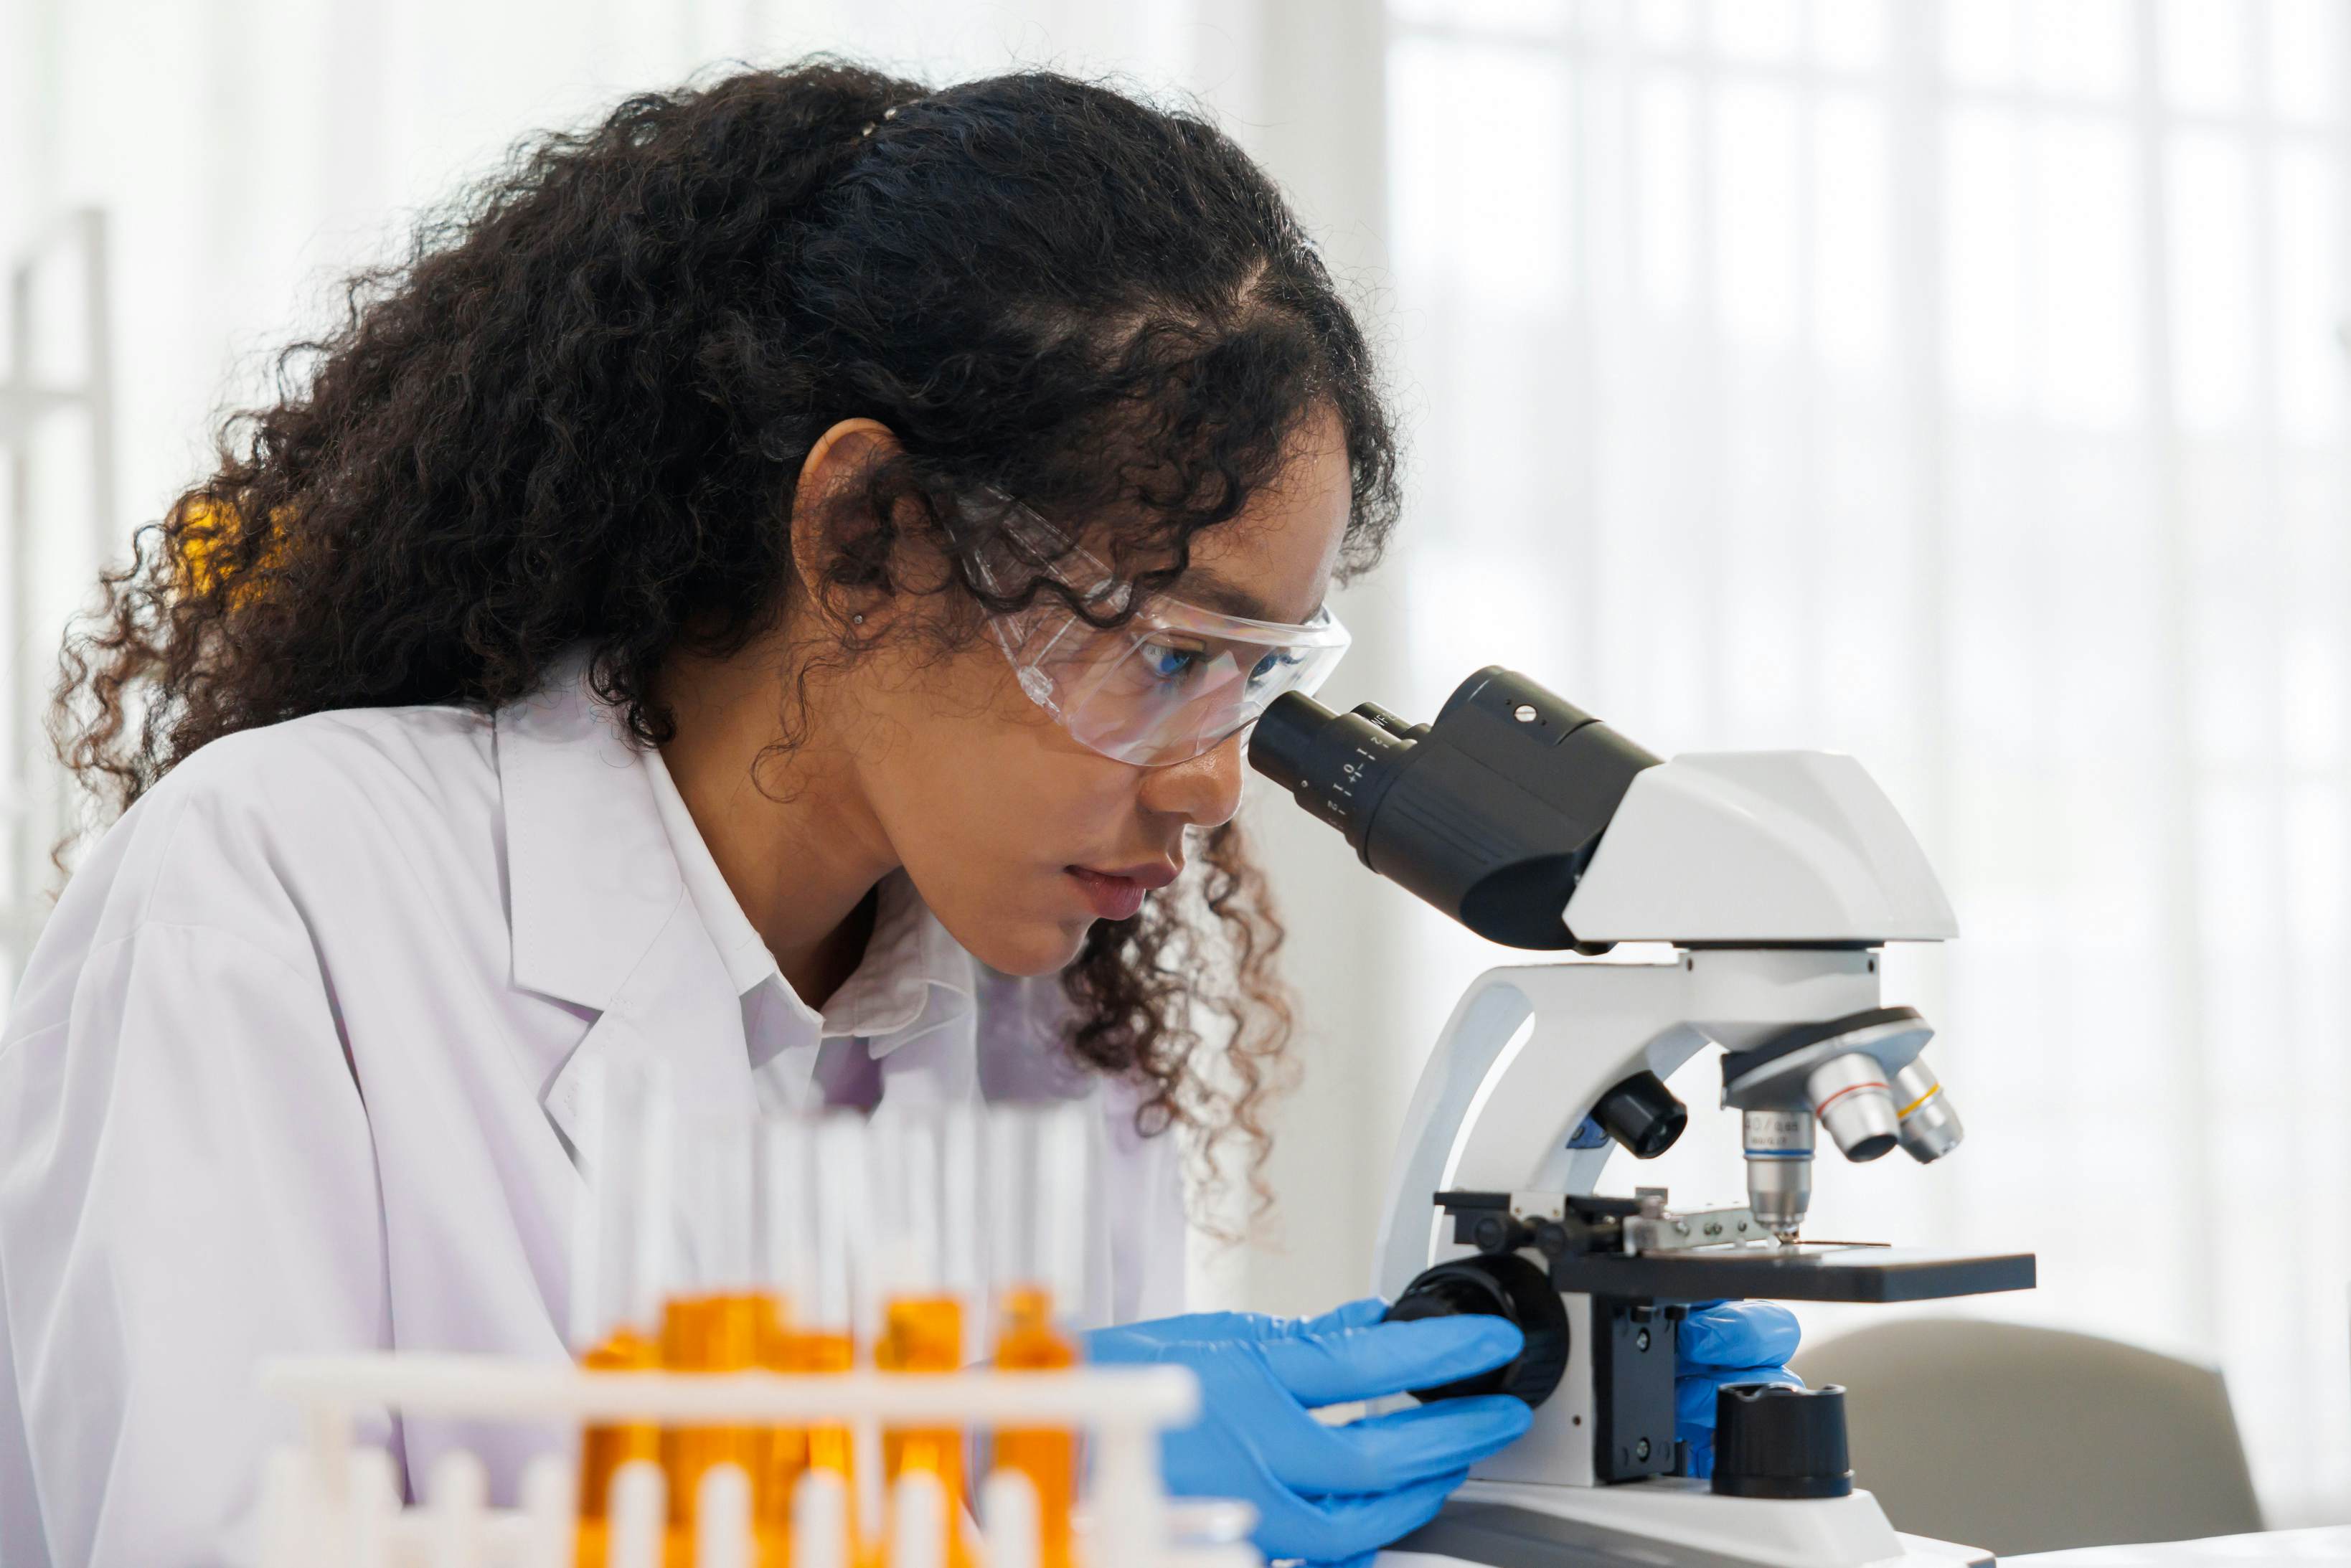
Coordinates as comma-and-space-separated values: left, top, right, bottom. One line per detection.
1249, 669, 2034, 1568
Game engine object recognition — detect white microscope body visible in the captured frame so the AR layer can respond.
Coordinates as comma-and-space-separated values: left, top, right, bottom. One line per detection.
1250, 672, 2034, 1568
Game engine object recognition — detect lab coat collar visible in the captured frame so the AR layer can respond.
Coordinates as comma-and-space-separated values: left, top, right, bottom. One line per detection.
821, 872, 977, 1056
496, 657, 682, 1015
637, 747, 976, 1054
498, 656, 980, 1158
639, 744, 776, 998
743, 876, 981, 1110
498, 658, 753, 1165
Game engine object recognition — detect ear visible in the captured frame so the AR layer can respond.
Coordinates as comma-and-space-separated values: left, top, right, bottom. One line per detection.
789, 417, 903, 626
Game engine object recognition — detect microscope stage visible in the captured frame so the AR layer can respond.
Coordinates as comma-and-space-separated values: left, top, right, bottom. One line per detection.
1547, 1245, 2035, 1303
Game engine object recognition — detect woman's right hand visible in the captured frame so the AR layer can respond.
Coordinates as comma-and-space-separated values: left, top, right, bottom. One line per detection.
1085, 1298, 1530, 1567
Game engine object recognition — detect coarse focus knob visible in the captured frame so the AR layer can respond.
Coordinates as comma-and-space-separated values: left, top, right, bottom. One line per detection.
1710, 1383, 1854, 1499
1382, 1253, 1571, 1407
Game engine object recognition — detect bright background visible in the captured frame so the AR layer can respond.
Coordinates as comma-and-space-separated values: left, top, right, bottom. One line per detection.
6, 0, 2348, 1527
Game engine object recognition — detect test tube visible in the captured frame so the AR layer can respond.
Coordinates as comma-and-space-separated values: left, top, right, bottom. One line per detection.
570, 1060, 674, 1567
754, 1113, 863, 1548
660, 1110, 774, 1536
869, 1105, 981, 1568
986, 1103, 1090, 1568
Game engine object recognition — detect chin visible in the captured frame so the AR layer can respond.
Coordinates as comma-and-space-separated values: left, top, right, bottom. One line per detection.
953, 915, 1091, 978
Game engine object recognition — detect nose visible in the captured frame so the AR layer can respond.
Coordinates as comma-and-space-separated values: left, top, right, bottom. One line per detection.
1137, 727, 1248, 827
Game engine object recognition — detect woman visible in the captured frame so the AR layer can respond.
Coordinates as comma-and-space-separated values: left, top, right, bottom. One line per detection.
0, 62, 1793, 1568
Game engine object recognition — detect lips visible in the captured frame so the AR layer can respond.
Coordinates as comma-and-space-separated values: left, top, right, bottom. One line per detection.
1065, 859, 1180, 922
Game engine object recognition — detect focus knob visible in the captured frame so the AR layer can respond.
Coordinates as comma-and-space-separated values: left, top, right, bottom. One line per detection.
1593, 1069, 1688, 1159
1711, 1383, 1854, 1498
1381, 1252, 1570, 1407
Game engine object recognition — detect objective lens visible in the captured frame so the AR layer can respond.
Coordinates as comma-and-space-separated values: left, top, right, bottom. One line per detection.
1806, 1052, 1901, 1163
1891, 1058, 1964, 1162
1742, 1108, 1814, 1243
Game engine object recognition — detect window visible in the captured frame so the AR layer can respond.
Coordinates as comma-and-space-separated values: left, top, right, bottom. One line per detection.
1389, 0, 2351, 1521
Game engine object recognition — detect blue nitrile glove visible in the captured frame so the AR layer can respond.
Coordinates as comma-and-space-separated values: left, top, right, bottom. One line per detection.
1674, 1300, 1803, 1478
1087, 1298, 1532, 1567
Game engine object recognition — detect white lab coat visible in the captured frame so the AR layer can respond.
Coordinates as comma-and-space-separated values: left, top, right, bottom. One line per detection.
0, 659, 1189, 1567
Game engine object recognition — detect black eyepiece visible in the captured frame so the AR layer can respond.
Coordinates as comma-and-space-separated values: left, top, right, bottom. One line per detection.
1246, 692, 1337, 796
1245, 670, 1663, 949
1247, 692, 1416, 851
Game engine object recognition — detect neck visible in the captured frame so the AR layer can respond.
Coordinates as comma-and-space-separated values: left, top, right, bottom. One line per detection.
654, 638, 897, 1009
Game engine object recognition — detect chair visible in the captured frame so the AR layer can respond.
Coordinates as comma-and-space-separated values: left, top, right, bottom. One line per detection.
1789, 1318, 2262, 1558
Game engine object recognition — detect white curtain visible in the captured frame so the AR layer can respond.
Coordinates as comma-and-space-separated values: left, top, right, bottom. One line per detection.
1386, 0, 2351, 1525
0, 0, 1309, 614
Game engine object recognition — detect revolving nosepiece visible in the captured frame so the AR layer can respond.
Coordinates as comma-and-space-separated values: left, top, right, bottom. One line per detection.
1892, 1057, 1964, 1162
1741, 1107, 1814, 1243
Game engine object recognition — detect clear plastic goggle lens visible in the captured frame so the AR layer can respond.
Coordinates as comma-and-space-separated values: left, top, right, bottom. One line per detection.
1047, 618, 1349, 765
960, 491, 1351, 766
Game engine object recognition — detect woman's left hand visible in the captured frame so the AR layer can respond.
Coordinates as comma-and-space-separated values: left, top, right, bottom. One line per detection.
1674, 1300, 1803, 1478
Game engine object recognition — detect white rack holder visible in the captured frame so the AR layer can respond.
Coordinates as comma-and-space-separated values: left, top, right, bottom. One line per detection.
258, 1354, 1258, 1568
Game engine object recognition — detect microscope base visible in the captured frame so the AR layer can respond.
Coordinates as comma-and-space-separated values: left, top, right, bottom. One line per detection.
1380, 1478, 1995, 1568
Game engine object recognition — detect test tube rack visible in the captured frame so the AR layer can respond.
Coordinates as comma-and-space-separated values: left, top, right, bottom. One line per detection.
257, 1354, 1255, 1568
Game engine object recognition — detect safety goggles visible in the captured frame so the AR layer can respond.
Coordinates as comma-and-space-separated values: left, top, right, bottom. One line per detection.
959, 491, 1352, 767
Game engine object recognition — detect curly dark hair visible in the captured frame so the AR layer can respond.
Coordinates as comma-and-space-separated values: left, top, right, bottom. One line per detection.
55, 60, 1400, 1198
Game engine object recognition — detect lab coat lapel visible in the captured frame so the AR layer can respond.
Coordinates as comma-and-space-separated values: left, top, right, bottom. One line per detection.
844, 875, 984, 1110
545, 901, 753, 1176
495, 660, 753, 1168
498, 663, 679, 1016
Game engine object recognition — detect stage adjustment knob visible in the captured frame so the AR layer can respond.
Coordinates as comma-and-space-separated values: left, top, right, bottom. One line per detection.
1593, 1069, 1688, 1158
1381, 1252, 1570, 1407
1711, 1383, 1855, 1498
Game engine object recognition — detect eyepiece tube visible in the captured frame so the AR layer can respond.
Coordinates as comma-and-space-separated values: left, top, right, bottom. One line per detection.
1245, 671, 1662, 948
1247, 691, 1336, 796
1248, 692, 1416, 856
1892, 1058, 1964, 1162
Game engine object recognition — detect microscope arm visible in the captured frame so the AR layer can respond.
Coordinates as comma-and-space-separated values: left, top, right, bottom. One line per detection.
1373, 975, 1537, 1305
1373, 951, 1893, 1303
1372, 968, 1695, 1304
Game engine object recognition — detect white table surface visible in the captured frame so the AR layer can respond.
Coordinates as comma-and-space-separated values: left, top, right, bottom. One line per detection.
2014, 1528, 2351, 1564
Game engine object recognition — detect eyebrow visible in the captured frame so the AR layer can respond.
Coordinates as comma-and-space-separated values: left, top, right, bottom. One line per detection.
1173, 568, 1310, 625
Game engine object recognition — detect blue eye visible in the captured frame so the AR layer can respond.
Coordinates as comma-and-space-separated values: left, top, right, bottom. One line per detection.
1248, 648, 1301, 686
1139, 640, 1207, 683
